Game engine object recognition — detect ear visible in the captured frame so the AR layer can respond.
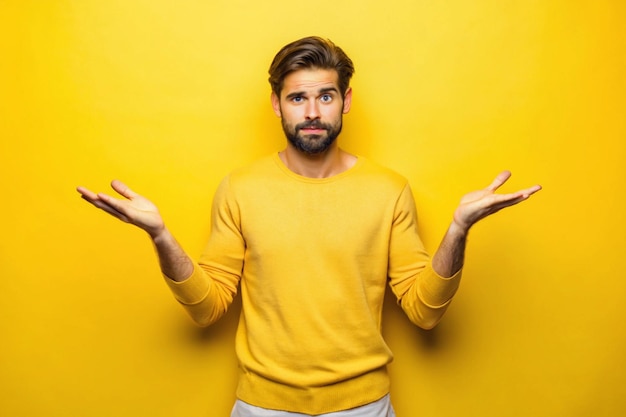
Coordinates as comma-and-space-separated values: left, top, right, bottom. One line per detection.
342, 87, 352, 114
271, 92, 282, 117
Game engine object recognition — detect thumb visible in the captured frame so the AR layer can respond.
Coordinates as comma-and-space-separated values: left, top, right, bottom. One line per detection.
110, 180, 138, 200
486, 171, 511, 192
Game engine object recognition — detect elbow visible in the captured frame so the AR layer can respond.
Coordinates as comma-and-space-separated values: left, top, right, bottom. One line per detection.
402, 299, 449, 330
183, 303, 227, 328
416, 316, 442, 331
405, 310, 444, 331
191, 315, 216, 328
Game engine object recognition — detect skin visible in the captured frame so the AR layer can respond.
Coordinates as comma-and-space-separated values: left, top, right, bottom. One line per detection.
271, 68, 355, 178
77, 68, 542, 284
434, 170, 541, 277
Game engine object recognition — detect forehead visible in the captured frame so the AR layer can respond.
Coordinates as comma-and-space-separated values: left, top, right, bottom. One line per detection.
280, 69, 340, 97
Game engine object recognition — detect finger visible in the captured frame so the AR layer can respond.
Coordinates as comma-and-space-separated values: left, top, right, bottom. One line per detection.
502, 185, 542, 200
92, 199, 131, 222
79, 193, 131, 222
110, 179, 138, 200
519, 184, 542, 198
77, 187, 109, 207
96, 191, 132, 215
76, 186, 99, 200
486, 170, 511, 192
488, 186, 541, 208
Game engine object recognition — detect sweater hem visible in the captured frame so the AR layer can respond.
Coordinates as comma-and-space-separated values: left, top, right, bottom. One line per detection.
236, 366, 390, 415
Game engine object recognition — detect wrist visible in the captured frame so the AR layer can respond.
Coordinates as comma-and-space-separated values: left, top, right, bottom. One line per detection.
449, 219, 470, 239
149, 226, 170, 244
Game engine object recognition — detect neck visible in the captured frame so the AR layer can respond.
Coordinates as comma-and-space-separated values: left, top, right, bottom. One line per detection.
279, 144, 357, 178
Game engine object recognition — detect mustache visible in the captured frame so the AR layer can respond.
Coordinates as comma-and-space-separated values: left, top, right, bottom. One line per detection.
295, 120, 331, 131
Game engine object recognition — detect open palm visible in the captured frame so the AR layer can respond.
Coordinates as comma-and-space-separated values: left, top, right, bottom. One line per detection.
453, 171, 542, 231
77, 180, 165, 238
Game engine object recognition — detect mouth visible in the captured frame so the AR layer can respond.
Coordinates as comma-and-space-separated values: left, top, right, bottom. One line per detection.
297, 122, 327, 135
300, 127, 326, 135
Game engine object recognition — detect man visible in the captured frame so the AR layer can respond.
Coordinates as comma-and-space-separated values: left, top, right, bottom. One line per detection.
77, 36, 541, 417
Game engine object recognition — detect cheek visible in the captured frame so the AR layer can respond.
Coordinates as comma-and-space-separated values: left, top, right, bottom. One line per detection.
283, 108, 304, 122
324, 106, 344, 121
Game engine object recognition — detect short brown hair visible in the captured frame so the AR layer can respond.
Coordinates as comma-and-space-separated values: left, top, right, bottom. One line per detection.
268, 36, 355, 97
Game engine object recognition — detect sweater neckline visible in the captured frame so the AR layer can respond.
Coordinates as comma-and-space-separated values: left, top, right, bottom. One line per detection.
271, 152, 363, 184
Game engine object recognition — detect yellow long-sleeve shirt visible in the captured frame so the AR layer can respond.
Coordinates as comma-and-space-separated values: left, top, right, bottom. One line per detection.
165, 153, 462, 414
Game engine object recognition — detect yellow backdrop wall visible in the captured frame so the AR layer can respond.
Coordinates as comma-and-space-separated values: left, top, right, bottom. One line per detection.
1, 1, 624, 416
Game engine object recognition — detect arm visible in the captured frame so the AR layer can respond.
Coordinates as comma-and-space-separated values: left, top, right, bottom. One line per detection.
77, 178, 243, 327
76, 180, 193, 281
432, 170, 542, 278
392, 171, 541, 329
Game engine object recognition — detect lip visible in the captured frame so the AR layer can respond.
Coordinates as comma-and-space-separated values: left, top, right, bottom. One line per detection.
300, 128, 326, 133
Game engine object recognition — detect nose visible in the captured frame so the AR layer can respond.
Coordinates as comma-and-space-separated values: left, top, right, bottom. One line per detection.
305, 100, 320, 120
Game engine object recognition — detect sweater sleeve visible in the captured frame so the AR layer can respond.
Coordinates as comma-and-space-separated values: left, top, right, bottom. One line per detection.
387, 183, 462, 329
164, 175, 244, 327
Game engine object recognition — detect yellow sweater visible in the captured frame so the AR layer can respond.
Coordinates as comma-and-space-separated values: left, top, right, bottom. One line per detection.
165, 153, 462, 414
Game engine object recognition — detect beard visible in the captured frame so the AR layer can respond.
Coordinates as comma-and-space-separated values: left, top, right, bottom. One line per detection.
281, 118, 343, 155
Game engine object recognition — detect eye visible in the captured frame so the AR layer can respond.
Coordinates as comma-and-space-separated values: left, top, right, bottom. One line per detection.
320, 94, 333, 103
291, 96, 304, 103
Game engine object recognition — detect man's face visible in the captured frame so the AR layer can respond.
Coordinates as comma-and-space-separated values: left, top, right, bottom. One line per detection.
271, 69, 352, 155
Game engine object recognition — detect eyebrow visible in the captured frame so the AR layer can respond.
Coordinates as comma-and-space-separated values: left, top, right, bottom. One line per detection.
285, 87, 340, 101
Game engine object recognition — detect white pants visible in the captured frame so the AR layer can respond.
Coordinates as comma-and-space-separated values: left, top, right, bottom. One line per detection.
230, 394, 396, 417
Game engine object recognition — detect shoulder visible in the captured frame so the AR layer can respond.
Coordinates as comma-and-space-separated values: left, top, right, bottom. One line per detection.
215, 154, 284, 201
353, 156, 409, 191
230, 154, 277, 178
218, 154, 280, 188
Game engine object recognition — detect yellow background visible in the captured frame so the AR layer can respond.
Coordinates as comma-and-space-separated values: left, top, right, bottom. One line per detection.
1, 1, 624, 416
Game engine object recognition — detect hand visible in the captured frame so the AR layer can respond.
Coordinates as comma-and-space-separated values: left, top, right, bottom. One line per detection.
452, 171, 541, 233
76, 180, 165, 238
